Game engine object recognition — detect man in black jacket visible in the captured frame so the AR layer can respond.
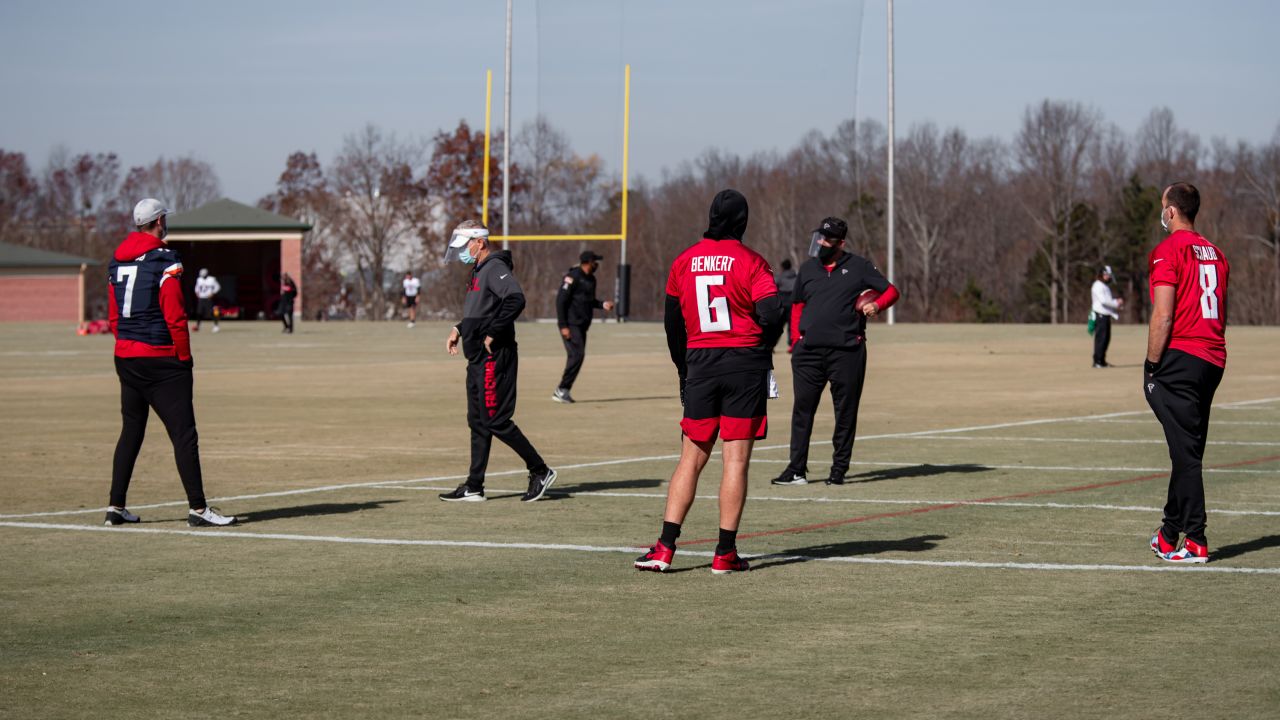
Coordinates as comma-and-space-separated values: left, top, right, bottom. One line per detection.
553, 251, 615, 403
772, 217, 900, 487
442, 220, 556, 502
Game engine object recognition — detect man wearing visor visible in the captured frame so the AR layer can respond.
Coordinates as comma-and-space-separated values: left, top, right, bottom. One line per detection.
772, 217, 900, 486
441, 220, 557, 502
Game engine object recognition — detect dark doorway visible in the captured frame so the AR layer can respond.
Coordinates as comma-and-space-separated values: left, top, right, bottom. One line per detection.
172, 240, 281, 319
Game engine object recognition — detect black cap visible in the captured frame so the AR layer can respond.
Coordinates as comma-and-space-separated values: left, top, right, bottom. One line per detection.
814, 217, 848, 240
580, 251, 604, 264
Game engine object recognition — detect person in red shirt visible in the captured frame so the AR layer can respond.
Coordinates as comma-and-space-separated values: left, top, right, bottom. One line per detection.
634, 189, 782, 574
1144, 182, 1228, 564
105, 198, 235, 528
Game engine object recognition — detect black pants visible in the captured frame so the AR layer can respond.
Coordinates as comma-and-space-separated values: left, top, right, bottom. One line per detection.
786, 344, 867, 478
1093, 314, 1112, 365
465, 345, 545, 488
196, 298, 217, 329
558, 325, 588, 391
1144, 349, 1224, 544
111, 356, 206, 509
280, 299, 295, 332
762, 292, 792, 349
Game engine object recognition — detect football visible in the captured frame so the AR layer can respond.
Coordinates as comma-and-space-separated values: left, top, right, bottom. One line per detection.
855, 288, 881, 315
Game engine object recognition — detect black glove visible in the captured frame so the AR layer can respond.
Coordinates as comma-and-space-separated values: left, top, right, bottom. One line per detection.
1144, 359, 1160, 376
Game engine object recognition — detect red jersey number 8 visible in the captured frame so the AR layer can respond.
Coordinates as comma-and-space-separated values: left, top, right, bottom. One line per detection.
695, 274, 730, 332
1198, 264, 1219, 320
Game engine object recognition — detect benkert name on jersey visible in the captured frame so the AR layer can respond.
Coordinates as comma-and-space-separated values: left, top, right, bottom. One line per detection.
690, 255, 736, 273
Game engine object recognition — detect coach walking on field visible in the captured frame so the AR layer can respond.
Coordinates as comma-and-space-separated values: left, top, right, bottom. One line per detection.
441, 219, 557, 503
1145, 182, 1229, 564
105, 198, 235, 528
772, 217, 899, 487
553, 250, 614, 403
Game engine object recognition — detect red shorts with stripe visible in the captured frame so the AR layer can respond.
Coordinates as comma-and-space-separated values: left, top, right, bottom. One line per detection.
680, 369, 768, 442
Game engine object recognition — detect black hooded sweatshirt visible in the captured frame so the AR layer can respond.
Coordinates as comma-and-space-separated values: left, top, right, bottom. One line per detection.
457, 250, 525, 362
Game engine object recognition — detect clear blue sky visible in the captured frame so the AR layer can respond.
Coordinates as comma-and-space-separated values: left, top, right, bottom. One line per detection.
2, 0, 1276, 204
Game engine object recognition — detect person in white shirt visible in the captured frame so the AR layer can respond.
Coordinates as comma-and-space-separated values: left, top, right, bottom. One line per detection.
402, 271, 422, 327
194, 268, 221, 333
1090, 265, 1123, 367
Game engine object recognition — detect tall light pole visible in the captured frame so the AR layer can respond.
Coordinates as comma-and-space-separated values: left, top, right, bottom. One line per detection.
886, 0, 896, 325
502, 0, 513, 250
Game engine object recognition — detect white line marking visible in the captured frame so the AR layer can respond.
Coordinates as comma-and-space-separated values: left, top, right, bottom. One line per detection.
742, 459, 1277, 474
1092, 419, 1280, 427
909, 436, 1280, 447
1, 520, 1275, 575
8, 397, 1276, 521
373, 485, 1280, 517
1216, 397, 1280, 408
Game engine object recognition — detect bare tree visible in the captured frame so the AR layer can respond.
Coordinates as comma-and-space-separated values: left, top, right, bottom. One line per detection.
1135, 107, 1201, 186
1232, 126, 1280, 323
120, 155, 222, 211
1015, 100, 1101, 323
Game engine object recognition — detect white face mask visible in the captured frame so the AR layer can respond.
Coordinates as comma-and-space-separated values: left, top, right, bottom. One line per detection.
1159, 206, 1170, 232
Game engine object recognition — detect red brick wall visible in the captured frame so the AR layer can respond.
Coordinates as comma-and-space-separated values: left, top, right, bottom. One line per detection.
0, 274, 80, 322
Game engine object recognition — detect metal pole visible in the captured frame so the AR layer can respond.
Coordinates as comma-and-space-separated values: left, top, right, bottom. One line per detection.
502, 0, 512, 249
886, 0, 896, 325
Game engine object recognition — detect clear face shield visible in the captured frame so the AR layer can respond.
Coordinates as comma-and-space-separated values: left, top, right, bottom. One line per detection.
808, 232, 842, 259
445, 227, 490, 264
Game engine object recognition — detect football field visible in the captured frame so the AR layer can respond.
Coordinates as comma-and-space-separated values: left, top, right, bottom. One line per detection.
2, 320, 1278, 719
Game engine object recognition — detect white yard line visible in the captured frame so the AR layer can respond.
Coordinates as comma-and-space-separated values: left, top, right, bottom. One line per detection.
742, 459, 1277, 474
2, 520, 1275, 576
1091, 419, 1280, 426
6, 398, 1276, 521
909, 436, 1280, 447
372, 485, 1280, 517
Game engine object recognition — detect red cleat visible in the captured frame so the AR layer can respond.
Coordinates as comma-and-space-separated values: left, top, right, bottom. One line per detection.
1159, 537, 1209, 564
1150, 528, 1176, 556
634, 540, 675, 572
711, 549, 750, 574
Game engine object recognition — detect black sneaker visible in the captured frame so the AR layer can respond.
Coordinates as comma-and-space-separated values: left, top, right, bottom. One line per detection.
825, 472, 846, 486
552, 387, 575, 403
104, 507, 140, 526
771, 471, 808, 486
439, 485, 485, 502
521, 468, 557, 502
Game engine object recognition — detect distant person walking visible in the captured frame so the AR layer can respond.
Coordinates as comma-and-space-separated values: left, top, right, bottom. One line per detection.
104, 198, 236, 528
403, 271, 421, 328
279, 272, 297, 334
553, 250, 615, 403
1145, 182, 1229, 564
194, 268, 221, 333
1090, 265, 1123, 367
441, 219, 557, 502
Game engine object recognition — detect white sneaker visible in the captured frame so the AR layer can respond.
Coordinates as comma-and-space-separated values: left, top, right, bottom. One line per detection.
212, 325, 220, 333
104, 507, 140, 525
767, 370, 780, 399
407, 322, 415, 328
188, 507, 237, 527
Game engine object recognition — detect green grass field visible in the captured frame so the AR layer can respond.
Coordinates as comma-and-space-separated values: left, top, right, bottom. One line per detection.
2, 320, 1278, 719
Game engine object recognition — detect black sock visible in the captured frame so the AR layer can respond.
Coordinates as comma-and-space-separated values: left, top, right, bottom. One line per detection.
659, 521, 681, 549
715, 528, 737, 556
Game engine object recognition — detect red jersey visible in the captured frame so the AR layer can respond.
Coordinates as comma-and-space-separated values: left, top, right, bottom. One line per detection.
665, 238, 777, 348
1148, 229, 1228, 367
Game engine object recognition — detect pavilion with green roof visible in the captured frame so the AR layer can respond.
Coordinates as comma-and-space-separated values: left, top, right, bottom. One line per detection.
165, 199, 311, 322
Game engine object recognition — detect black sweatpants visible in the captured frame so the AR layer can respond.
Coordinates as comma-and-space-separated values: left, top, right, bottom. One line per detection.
786, 343, 867, 479
1144, 349, 1224, 544
111, 356, 206, 509
465, 345, 545, 488
1093, 314, 1112, 366
558, 325, 588, 391
280, 299, 295, 333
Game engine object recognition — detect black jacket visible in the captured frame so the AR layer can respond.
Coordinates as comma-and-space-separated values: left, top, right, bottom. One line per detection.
556, 266, 604, 328
458, 251, 525, 361
793, 252, 889, 349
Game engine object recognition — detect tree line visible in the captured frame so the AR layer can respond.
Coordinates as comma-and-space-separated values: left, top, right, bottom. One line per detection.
3, 100, 1277, 325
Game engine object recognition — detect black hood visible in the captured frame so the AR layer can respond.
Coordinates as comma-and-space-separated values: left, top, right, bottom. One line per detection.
704, 189, 749, 240
478, 249, 514, 272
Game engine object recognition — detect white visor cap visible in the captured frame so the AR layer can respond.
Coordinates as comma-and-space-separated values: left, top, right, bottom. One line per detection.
133, 198, 172, 227
449, 227, 490, 248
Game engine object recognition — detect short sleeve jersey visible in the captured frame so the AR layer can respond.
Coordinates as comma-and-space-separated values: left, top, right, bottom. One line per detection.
665, 238, 777, 348
109, 247, 183, 347
1148, 229, 1229, 367
403, 277, 421, 297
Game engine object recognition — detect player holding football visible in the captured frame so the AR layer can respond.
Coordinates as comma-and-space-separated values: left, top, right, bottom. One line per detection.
634, 189, 782, 574
1145, 182, 1229, 564
771, 217, 899, 487
105, 199, 236, 527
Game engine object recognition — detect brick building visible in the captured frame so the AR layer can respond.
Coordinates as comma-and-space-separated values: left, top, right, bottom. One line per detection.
0, 242, 96, 323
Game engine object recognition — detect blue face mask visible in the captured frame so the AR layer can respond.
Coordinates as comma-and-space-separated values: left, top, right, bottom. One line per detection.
458, 244, 476, 265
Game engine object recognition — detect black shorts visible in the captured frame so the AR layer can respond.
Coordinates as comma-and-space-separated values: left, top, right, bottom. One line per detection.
404, 295, 418, 308
681, 369, 768, 442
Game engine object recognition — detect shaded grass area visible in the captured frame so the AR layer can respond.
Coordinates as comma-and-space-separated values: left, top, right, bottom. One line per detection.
2, 321, 1279, 718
